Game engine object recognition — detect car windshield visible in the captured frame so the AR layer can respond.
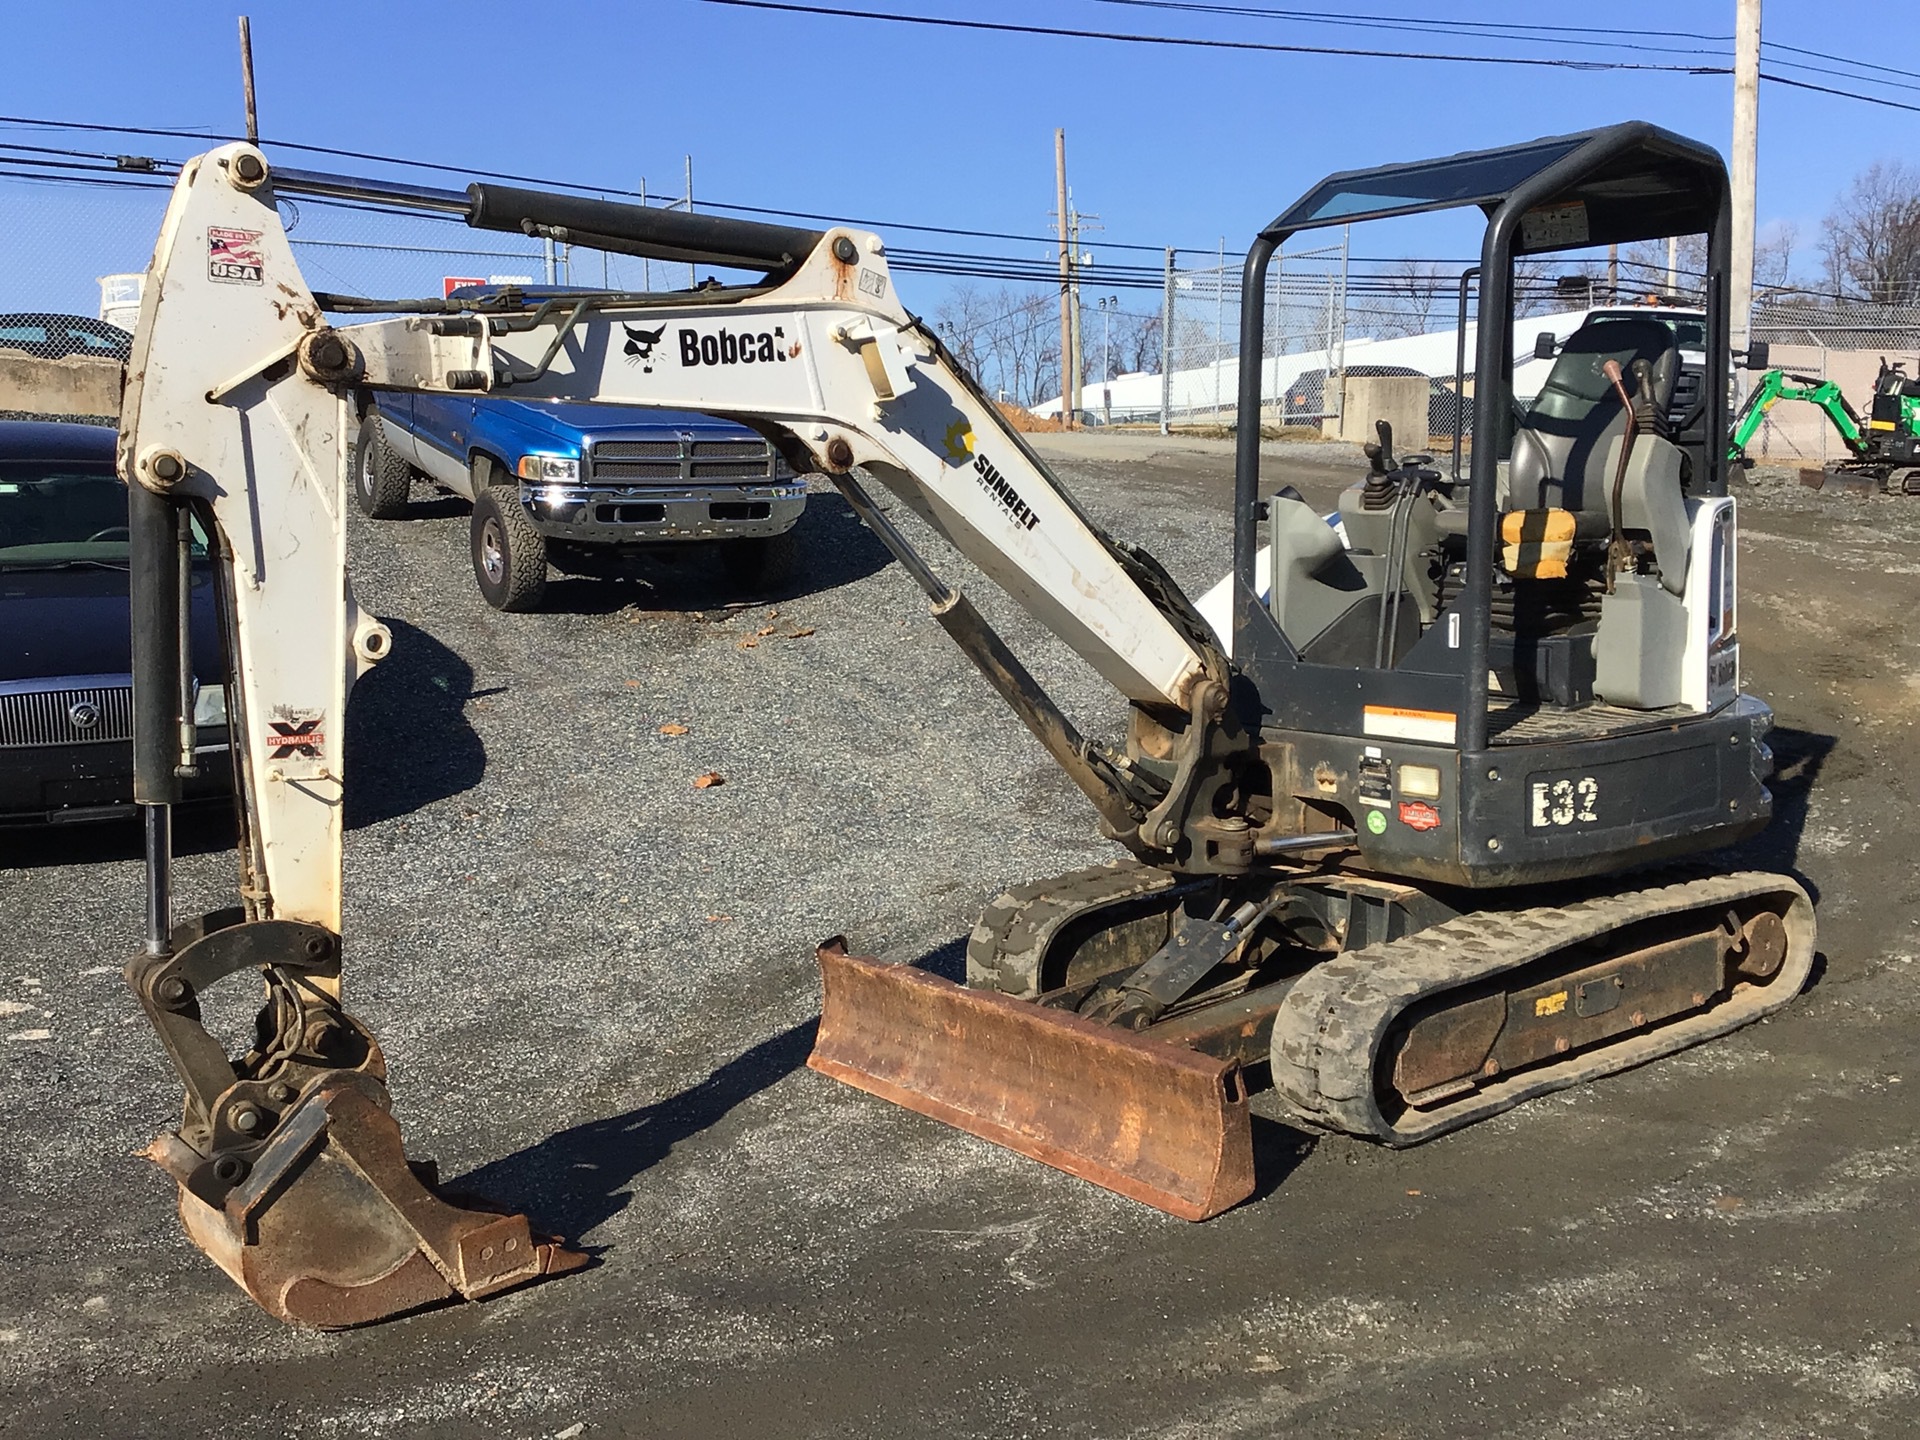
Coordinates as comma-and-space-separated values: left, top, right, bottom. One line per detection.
0, 460, 206, 569
0, 317, 131, 361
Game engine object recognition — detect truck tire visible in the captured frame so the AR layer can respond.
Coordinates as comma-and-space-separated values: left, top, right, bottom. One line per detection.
353, 411, 414, 520
720, 527, 800, 591
471, 484, 548, 611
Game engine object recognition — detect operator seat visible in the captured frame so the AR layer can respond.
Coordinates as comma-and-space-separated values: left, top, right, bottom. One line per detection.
1510, 318, 1679, 517
1504, 317, 1695, 596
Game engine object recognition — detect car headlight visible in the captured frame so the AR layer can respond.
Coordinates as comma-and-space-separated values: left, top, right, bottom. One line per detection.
516, 453, 580, 483
192, 682, 228, 727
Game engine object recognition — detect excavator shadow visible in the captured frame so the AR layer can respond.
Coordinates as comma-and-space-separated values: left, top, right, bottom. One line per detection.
1712, 724, 1834, 904
1709, 723, 1835, 991
452, 1018, 819, 1250
535, 493, 894, 616
344, 617, 491, 830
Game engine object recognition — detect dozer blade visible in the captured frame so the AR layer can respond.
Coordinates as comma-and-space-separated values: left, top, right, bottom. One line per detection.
808, 940, 1254, 1221
144, 1075, 586, 1329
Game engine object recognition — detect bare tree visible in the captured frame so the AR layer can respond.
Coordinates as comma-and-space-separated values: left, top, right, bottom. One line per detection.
1822, 161, 1920, 303
930, 282, 1061, 407
1374, 259, 1448, 338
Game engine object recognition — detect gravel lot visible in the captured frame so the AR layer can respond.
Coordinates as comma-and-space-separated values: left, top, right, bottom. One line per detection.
1, 432, 1916, 1438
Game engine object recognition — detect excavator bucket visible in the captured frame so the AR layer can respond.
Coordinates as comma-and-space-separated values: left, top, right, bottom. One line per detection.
808, 940, 1255, 1220
142, 1076, 586, 1328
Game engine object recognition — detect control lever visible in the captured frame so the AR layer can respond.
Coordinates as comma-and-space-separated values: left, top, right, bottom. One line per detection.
1601, 359, 1638, 589
1362, 418, 1396, 475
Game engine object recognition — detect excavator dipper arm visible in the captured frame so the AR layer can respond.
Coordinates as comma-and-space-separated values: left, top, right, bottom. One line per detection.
120, 148, 586, 1327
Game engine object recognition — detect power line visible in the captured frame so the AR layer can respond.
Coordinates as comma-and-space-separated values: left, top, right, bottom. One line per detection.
1761, 71, 1920, 117
1088, 1, 1732, 56
688, 0, 1729, 73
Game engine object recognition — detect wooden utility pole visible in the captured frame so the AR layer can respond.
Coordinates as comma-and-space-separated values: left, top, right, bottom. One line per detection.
237, 16, 259, 143
1606, 243, 1619, 304
1056, 129, 1073, 429
1730, 0, 1762, 357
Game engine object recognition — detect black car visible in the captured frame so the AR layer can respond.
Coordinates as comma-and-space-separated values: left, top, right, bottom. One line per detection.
0, 421, 230, 825
0, 314, 133, 363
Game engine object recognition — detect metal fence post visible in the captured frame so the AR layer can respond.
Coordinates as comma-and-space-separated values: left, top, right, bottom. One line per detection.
1214, 238, 1225, 420
1160, 247, 1175, 435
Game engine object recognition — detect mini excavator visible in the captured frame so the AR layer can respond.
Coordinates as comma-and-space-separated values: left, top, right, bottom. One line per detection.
119, 122, 1814, 1326
1729, 357, 1920, 493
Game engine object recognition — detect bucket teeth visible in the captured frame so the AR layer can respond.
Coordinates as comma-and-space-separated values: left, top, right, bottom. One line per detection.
150, 1074, 586, 1328
808, 939, 1254, 1221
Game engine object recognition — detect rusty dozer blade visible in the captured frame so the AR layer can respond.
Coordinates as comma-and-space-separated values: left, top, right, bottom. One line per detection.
808, 940, 1255, 1220
143, 1074, 587, 1329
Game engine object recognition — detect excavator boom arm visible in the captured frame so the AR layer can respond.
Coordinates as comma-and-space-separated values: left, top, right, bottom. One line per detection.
114, 145, 1243, 1323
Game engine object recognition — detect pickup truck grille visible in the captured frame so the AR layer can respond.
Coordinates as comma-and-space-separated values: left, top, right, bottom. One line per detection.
588, 435, 780, 486
0, 680, 134, 748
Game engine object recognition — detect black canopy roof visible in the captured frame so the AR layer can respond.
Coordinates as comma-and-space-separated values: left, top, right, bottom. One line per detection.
1264, 121, 1728, 254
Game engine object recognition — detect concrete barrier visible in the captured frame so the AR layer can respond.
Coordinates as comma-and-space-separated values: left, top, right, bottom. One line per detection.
0, 353, 122, 420
1321, 374, 1429, 449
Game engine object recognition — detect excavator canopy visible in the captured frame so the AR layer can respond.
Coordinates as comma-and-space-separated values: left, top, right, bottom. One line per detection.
1264, 120, 1729, 254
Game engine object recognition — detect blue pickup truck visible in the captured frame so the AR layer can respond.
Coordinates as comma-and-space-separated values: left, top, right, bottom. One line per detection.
353, 388, 809, 611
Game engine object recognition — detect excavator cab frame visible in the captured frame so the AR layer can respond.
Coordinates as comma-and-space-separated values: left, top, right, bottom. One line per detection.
1221, 123, 1758, 888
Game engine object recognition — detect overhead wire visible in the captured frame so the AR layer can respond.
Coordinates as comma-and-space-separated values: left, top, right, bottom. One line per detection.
688, 0, 1730, 72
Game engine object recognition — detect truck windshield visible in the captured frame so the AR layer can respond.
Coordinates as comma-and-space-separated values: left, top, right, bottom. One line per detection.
0, 462, 207, 569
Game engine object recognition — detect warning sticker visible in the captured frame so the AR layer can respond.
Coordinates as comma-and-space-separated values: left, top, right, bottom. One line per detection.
1397, 801, 1442, 832
1362, 705, 1457, 746
858, 267, 887, 298
208, 227, 264, 285
1520, 201, 1588, 250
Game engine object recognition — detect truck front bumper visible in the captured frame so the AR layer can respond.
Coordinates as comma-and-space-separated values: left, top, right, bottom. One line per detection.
520, 482, 807, 544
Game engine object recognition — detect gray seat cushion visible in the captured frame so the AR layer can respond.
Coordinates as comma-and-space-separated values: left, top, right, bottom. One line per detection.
1509, 318, 1680, 520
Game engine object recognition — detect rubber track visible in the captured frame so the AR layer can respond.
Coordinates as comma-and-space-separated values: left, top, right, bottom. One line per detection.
1268, 869, 1816, 1146
966, 857, 1183, 998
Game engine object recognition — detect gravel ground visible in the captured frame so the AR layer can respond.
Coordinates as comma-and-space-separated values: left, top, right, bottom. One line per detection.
1, 432, 1916, 1438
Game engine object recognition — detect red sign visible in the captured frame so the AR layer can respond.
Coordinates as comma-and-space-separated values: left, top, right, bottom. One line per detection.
443, 275, 487, 298
1398, 801, 1442, 832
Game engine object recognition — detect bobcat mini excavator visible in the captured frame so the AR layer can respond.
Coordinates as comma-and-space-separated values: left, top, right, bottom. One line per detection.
119, 122, 1813, 1326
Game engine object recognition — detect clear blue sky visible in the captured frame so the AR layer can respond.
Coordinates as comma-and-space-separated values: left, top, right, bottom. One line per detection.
2, 0, 1914, 308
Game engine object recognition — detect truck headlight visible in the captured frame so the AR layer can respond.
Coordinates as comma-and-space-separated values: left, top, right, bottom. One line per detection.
516, 453, 580, 483
192, 683, 228, 727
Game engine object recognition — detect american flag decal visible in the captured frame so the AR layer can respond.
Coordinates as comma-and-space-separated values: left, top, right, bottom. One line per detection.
209, 226, 264, 285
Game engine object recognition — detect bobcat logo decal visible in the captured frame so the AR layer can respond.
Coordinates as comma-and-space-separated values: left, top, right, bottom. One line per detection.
623, 323, 667, 373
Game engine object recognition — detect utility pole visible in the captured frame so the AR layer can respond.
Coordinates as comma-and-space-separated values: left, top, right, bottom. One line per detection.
1731, 0, 1762, 358
1067, 192, 1100, 424
237, 16, 259, 143
1607, 243, 1619, 304
684, 155, 696, 290
1666, 234, 1679, 298
639, 179, 650, 290
1056, 129, 1073, 429
1098, 295, 1118, 425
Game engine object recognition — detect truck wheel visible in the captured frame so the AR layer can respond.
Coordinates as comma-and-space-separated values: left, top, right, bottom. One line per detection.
471, 486, 548, 611
720, 528, 800, 591
353, 411, 414, 519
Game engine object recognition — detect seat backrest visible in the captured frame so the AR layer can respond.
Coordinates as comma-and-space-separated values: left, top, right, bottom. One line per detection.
1509, 318, 1681, 519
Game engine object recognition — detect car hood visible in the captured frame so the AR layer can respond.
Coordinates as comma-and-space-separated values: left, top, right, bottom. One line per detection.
484, 399, 764, 447
0, 567, 223, 684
